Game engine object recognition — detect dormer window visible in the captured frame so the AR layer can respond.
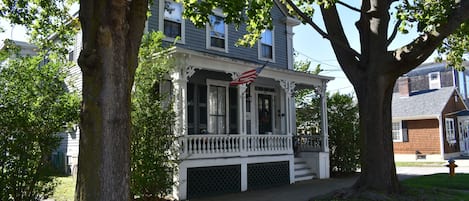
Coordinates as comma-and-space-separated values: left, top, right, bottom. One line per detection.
159, 0, 185, 43
428, 72, 441, 89
206, 13, 228, 52
259, 29, 275, 61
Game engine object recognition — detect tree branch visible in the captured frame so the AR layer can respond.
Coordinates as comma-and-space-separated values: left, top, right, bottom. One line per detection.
320, 4, 361, 84
392, 0, 469, 74
284, 0, 361, 58
386, 19, 401, 47
337, 1, 361, 13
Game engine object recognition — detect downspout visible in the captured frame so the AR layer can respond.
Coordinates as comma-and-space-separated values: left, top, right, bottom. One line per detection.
438, 114, 445, 160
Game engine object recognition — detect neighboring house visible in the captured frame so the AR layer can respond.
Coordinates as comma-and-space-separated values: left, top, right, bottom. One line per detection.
392, 62, 469, 161
150, 0, 333, 200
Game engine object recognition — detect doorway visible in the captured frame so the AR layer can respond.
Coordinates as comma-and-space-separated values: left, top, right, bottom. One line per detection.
258, 94, 273, 134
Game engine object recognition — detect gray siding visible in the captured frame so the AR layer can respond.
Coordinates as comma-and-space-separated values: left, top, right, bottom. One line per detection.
149, 1, 289, 69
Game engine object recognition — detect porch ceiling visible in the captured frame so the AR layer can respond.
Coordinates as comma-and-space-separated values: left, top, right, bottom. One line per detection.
174, 47, 334, 87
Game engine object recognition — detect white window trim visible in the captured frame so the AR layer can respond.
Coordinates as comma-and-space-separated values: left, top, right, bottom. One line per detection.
206, 79, 230, 134
158, 0, 185, 44
392, 121, 403, 142
206, 9, 228, 53
428, 72, 441, 89
445, 118, 457, 144
258, 28, 275, 62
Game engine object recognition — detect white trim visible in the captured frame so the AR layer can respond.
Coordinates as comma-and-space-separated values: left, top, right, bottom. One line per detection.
445, 118, 457, 144
438, 115, 445, 158
258, 28, 275, 62
392, 121, 403, 142
428, 72, 441, 89
205, 11, 228, 53
158, 0, 186, 44
171, 48, 334, 86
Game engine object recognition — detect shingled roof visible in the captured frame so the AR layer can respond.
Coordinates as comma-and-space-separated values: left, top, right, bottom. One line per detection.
392, 87, 456, 119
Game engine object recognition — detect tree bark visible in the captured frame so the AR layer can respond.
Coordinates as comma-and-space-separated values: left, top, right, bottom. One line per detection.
353, 71, 401, 193
76, 1, 148, 200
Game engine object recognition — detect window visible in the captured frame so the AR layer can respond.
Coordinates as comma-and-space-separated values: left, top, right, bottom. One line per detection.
187, 80, 237, 134
458, 71, 466, 98
428, 72, 441, 89
446, 118, 456, 144
392, 121, 402, 142
159, 0, 184, 42
207, 14, 228, 51
259, 29, 274, 61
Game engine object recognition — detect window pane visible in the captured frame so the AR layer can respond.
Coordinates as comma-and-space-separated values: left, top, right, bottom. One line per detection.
209, 15, 225, 38
261, 30, 272, 45
164, 1, 182, 22
164, 21, 181, 38
261, 44, 273, 59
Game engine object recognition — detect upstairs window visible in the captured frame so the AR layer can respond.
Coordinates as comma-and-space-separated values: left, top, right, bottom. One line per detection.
259, 29, 274, 61
163, 1, 182, 38
428, 72, 441, 89
159, 0, 184, 43
207, 14, 228, 51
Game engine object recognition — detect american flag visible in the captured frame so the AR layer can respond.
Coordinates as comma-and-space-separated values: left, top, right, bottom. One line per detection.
230, 63, 267, 86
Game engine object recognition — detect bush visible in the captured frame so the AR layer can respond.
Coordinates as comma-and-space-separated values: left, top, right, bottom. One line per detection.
130, 31, 177, 199
0, 54, 80, 200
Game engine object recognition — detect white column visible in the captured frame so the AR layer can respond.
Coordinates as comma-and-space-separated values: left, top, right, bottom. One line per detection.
241, 163, 248, 191
279, 80, 295, 136
319, 81, 329, 153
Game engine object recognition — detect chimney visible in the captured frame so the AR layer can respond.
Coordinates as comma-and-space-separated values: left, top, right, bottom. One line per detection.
398, 77, 410, 97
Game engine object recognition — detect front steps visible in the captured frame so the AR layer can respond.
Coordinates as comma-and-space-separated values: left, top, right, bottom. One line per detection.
294, 157, 315, 182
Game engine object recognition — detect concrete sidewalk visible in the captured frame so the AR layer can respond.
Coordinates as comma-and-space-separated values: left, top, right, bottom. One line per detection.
192, 158, 469, 201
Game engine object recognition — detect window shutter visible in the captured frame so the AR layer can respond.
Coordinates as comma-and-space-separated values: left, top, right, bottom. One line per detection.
402, 120, 409, 142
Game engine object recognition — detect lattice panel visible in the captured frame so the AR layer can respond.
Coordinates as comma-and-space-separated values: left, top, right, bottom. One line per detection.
187, 165, 241, 199
247, 161, 290, 190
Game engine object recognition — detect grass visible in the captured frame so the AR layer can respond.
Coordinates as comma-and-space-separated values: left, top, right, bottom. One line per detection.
395, 161, 445, 167
313, 173, 469, 201
51, 176, 76, 201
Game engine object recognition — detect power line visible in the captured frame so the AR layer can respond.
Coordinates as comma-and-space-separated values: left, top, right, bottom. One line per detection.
294, 49, 342, 71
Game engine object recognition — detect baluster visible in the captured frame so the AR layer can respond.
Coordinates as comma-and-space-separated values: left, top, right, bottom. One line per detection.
188, 137, 192, 154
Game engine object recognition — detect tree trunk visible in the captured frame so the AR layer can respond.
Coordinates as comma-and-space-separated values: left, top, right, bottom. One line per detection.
353, 72, 401, 193
75, 1, 148, 200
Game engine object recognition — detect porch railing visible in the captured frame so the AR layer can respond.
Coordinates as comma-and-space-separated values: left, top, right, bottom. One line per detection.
178, 134, 292, 159
293, 135, 322, 152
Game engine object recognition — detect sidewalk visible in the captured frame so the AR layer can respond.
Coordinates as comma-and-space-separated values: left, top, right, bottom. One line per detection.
192, 158, 469, 201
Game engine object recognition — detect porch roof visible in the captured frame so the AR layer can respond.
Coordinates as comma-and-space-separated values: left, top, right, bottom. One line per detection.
173, 47, 334, 87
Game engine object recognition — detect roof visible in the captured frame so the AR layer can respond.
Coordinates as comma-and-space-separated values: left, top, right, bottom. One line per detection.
392, 87, 456, 119
405, 61, 469, 77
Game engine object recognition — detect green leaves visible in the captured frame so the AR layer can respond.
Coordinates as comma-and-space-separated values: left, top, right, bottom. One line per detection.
130, 31, 176, 198
0, 53, 80, 200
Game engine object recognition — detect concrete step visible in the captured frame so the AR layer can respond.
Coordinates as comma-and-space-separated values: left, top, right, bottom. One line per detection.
294, 157, 315, 182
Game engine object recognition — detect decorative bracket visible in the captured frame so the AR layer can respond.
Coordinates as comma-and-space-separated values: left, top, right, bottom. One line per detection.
186, 65, 197, 79
279, 80, 295, 97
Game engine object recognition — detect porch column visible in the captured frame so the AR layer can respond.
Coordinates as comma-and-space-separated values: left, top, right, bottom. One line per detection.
319, 80, 329, 153
279, 80, 295, 135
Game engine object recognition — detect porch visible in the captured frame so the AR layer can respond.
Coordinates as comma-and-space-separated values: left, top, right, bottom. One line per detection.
169, 48, 333, 200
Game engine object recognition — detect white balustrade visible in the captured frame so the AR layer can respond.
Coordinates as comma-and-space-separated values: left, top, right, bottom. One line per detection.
179, 135, 292, 159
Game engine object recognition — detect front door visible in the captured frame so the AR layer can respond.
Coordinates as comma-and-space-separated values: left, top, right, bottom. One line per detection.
258, 94, 273, 134
459, 119, 469, 155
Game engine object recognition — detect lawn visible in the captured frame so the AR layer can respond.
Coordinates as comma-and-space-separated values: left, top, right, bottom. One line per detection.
313, 174, 469, 201
51, 176, 76, 201
395, 161, 446, 167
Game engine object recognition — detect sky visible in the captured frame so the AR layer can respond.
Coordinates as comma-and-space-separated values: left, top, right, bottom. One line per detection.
0, 2, 438, 96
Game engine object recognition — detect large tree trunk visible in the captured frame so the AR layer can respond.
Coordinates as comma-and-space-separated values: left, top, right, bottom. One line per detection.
353, 72, 401, 193
75, 1, 148, 200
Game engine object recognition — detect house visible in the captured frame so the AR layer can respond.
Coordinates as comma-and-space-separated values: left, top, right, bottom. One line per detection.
36, 0, 333, 199
148, 0, 333, 200
392, 62, 469, 161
